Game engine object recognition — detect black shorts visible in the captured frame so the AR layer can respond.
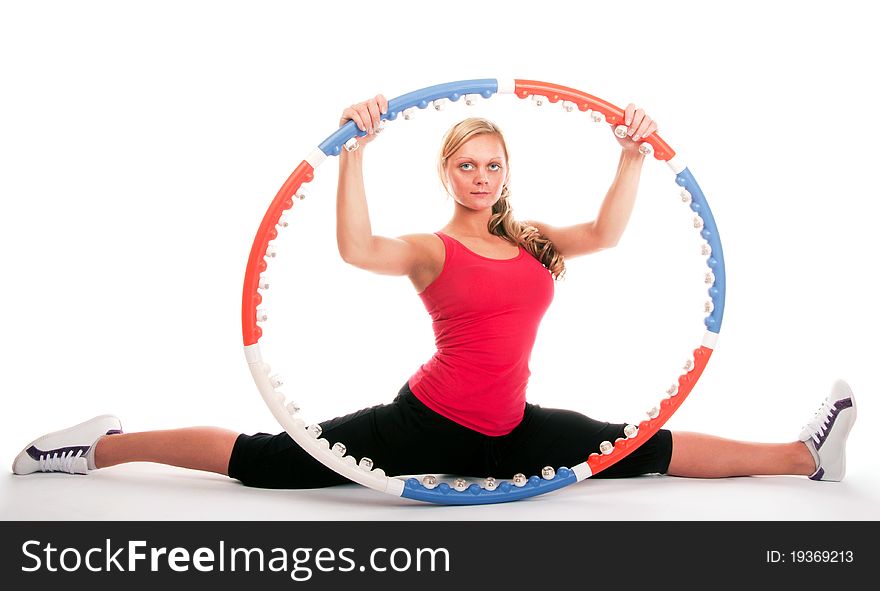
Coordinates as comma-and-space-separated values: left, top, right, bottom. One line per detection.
228, 381, 673, 489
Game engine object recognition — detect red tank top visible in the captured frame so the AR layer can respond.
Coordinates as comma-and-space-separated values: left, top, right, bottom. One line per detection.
407, 231, 555, 436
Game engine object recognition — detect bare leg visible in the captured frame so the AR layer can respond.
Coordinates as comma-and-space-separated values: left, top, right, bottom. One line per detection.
667, 431, 816, 478
93, 427, 240, 476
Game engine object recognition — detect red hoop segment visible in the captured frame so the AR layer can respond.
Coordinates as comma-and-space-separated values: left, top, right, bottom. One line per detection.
242, 160, 314, 346
587, 345, 713, 474
514, 79, 676, 161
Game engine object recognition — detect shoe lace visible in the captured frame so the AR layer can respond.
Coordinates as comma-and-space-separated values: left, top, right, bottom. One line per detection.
803, 396, 835, 444
38, 450, 84, 473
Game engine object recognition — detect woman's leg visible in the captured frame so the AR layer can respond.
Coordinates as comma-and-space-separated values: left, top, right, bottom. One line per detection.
85, 382, 445, 485
225, 381, 486, 489
667, 432, 815, 478
94, 427, 239, 476
667, 380, 858, 479
493, 405, 818, 480
492, 405, 675, 479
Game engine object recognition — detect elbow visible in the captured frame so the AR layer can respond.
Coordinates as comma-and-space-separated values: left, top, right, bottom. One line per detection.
337, 237, 367, 266
595, 232, 621, 250
338, 243, 370, 268
337, 244, 351, 264
337, 244, 357, 265
339, 249, 361, 267
588, 222, 622, 251
338, 245, 352, 264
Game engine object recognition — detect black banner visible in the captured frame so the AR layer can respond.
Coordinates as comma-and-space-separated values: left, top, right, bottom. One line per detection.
1, 521, 875, 588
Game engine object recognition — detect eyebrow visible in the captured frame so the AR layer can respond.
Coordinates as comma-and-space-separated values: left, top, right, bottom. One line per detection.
454, 156, 505, 161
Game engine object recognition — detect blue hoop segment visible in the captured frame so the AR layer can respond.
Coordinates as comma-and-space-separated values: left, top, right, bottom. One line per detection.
319, 79, 499, 156
677, 168, 726, 333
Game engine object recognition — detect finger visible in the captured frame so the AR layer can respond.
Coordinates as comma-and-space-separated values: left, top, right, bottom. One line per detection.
633, 117, 652, 141
377, 94, 388, 115
624, 103, 635, 127
342, 107, 366, 132
354, 104, 373, 132
629, 108, 645, 136
640, 121, 658, 139
366, 100, 381, 132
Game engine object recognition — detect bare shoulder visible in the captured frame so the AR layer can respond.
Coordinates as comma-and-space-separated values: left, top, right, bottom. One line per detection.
396, 232, 444, 265
396, 232, 442, 251
396, 233, 445, 292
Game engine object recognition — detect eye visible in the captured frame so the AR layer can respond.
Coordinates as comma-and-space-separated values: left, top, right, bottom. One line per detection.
489, 163, 501, 171
459, 163, 474, 171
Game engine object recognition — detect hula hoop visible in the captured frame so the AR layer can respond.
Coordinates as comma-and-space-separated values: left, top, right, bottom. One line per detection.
241, 78, 726, 505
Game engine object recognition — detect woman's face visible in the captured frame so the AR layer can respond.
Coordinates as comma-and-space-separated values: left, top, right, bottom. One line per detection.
443, 133, 508, 211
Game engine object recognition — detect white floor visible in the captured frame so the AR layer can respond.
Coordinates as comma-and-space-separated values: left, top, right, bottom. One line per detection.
3, 462, 879, 521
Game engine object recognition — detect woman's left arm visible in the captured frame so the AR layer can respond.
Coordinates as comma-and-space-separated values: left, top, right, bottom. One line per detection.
524, 104, 657, 259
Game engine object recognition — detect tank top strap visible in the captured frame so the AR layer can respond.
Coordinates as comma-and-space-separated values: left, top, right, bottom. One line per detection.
434, 231, 459, 260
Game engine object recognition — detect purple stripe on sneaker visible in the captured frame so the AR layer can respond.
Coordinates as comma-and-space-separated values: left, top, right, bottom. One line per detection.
815, 398, 853, 450
26, 445, 90, 460
810, 467, 825, 481
106, 429, 122, 435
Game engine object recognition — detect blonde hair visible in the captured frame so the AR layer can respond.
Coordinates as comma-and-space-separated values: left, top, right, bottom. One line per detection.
438, 117, 566, 280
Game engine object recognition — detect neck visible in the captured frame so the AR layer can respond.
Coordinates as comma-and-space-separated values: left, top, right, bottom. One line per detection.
446, 203, 495, 238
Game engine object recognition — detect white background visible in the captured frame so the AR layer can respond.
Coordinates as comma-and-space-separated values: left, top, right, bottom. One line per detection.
1, 0, 877, 519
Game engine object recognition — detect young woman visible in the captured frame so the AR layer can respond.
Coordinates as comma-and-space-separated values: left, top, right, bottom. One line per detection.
12, 95, 857, 488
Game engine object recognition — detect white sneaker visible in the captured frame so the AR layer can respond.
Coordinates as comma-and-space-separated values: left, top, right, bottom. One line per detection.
799, 380, 857, 481
12, 415, 122, 475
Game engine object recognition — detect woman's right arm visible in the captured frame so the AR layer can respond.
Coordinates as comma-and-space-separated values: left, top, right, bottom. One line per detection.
336, 95, 423, 277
